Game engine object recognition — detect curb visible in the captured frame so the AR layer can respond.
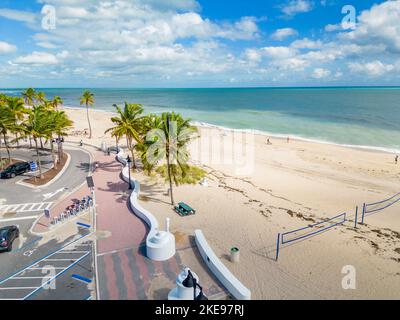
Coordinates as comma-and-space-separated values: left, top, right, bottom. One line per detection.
30, 146, 95, 236
16, 152, 71, 190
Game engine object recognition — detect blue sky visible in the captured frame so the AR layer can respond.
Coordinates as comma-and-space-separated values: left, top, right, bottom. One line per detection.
0, 0, 399, 87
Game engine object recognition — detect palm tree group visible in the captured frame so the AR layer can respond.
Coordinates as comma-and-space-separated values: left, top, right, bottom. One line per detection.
106, 103, 197, 205
0, 89, 73, 176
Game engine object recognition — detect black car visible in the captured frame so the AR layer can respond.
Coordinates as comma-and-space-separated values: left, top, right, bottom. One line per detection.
0, 226, 19, 252
0, 162, 31, 179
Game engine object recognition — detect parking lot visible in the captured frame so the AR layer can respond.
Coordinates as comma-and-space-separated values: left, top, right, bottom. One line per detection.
0, 232, 94, 300
0, 145, 93, 300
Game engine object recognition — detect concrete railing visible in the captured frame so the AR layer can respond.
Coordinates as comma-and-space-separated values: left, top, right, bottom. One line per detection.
195, 229, 251, 300
117, 148, 175, 261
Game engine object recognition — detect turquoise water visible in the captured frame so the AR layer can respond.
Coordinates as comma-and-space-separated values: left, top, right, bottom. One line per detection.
2, 87, 400, 153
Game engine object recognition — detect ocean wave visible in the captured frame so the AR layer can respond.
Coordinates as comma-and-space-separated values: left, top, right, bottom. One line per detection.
61, 105, 400, 154
192, 121, 400, 154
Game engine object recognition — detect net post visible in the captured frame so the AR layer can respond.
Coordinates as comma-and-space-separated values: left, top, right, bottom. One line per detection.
275, 233, 281, 262
361, 203, 366, 225
354, 206, 358, 229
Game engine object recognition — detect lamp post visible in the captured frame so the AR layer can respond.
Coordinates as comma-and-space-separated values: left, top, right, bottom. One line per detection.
126, 155, 133, 190
182, 270, 208, 301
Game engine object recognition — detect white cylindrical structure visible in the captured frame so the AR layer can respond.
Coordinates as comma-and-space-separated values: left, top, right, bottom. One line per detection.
101, 141, 107, 153
147, 230, 175, 261
166, 218, 170, 233
230, 247, 240, 263
168, 268, 200, 300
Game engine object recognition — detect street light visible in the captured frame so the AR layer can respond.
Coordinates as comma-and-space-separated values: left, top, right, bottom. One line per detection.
126, 155, 133, 190
112, 104, 119, 153
182, 270, 208, 301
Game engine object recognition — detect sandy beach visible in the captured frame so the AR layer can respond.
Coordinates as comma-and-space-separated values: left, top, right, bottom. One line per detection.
64, 106, 400, 299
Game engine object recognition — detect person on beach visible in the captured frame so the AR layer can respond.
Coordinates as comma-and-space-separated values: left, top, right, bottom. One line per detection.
266, 138, 272, 145
396, 155, 398, 164
287, 137, 290, 143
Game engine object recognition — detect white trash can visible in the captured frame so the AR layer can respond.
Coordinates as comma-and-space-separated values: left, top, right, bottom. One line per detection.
231, 247, 240, 263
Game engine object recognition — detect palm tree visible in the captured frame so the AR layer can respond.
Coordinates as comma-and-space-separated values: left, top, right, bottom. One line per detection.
7, 97, 26, 146
105, 102, 145, 169
52, 96, 63, 110
163, 112, 197, 205
18, 106, 49, 179
0, 94, 8, 105
50, 110, 73, 167
21, 88, 36, 106
50, 96, 65, 158
0, 104, 14, 164
138, 112, 197, 205
35, 91, 47, 105
135, 114, 164, 174
80, 90, 94, 139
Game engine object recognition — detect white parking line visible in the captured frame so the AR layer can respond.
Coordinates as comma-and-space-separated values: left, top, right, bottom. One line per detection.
0, 202, 53, 214
45, 259, 78, 262
12, 277, 47, 279
27, 267, 66, 270
0, 233, 92, 300
0, 287, 39, 290
0, 216, 39, 223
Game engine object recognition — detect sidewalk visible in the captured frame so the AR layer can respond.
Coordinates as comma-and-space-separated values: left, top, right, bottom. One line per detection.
32, 146, 227, 300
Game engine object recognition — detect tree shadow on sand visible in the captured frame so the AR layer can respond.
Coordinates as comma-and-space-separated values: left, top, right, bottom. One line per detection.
139, 182, 171, 206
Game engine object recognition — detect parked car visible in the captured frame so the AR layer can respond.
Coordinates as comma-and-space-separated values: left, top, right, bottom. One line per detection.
0, 162, 31, 179
0, 226, 19, 252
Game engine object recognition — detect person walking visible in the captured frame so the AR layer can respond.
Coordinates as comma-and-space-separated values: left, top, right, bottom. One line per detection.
395, 155, 398, 164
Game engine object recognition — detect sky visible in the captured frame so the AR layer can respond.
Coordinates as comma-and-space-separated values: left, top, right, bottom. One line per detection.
0, 0, 399, 88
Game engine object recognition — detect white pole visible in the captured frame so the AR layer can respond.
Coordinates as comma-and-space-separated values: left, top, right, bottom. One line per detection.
91, 186, 100, 300
166, 218, 170, 233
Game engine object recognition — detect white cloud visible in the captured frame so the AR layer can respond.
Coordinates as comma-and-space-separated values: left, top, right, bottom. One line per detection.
291, 38, 322, 49
325, 23, 342, 32
0, 41, 17, 54
0, 8, 36, 23
1, 0, 399, 86
281, 0, 314, 17
261, 46, 296, 59
348, 60, 395, 76
341, 1, 400, 53
271, 28, 298, 40
312, 68, 330, 79
13, 52, 60, 65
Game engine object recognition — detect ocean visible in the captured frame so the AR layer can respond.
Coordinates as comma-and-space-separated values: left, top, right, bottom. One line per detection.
2, 87, 400, 153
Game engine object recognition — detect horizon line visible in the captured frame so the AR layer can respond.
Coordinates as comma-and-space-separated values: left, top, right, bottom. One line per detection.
2, 85, 400, 90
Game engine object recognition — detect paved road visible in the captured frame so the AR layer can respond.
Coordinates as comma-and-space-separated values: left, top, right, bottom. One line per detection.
0, 145, 92, 300
0, 146, 91, 204
0, 229, 93, 300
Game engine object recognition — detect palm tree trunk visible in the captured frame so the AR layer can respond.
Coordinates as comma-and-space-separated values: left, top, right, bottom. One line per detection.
57, 135, 62, 161
3, 133, 10, 162
15, 132, 19, 147
40, 137, 44, 149
0, 138, 3, 171
86, 104, 92, 139
34, 138, 44, 179
51, 139, 57, 169
126, 136, 136, 169
29, 136, 32, 148
166, 145, 174, 205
